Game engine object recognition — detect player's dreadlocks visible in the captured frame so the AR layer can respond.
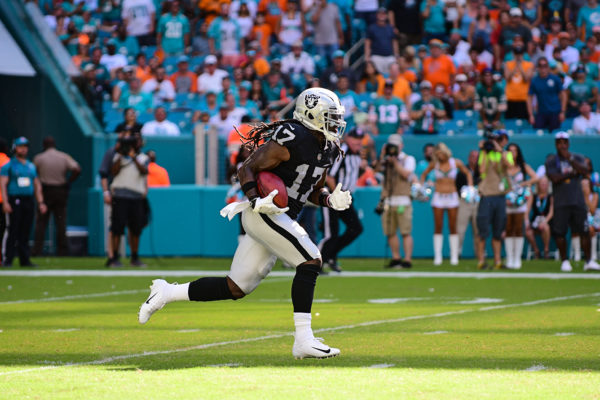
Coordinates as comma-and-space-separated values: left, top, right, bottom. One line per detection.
235, 119, 296, 153
234, 119, 345, 156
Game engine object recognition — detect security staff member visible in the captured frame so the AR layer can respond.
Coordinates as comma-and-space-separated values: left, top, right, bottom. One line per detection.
0, 137, 47, 267
319, 127, 365, 273
32, 136, 81, 256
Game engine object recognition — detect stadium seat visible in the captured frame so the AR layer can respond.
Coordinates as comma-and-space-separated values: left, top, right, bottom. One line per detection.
104, 108, 123, 132
138, 112, 154, 124
504, 119, 532, 134
163, 56, 180, 74
560, 118, 574, 130
140, 45, 157, 60
174, 93, 198, 109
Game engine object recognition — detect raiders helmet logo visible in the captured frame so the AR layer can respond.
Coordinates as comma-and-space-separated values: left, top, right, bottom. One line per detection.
305, 93, 319, 109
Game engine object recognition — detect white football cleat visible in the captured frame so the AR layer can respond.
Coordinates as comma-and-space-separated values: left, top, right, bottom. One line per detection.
292, 337, 340, 359
560, 260, 573, 272
138, 279, 171, 324
584, 260, 600, 271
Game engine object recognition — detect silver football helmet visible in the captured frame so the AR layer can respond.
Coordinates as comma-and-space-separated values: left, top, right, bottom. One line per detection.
293, 88, 346, 142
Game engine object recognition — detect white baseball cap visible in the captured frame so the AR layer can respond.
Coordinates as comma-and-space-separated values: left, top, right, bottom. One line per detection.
205, 54, 217, 65
387, 134, 403, 146
554, 131, 570, 140
509, 7, 523, 17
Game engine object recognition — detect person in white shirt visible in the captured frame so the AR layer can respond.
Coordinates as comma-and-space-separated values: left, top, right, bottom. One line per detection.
141, 67, 175, 105
229, 0, 257, 19
209, 106, 238, 139
121, 0, 156, 45
100, 40, 128, 76
281, 41, 315, 79
197, 55, 229, 94
573, 101, 600, 135
141, 107, 181, 136
545, 32, 579, 68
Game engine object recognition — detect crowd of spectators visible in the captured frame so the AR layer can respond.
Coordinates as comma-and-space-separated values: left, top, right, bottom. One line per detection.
31, 0, 600, 139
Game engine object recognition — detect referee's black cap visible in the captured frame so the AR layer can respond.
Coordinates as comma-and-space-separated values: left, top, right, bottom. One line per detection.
347, 127, 365, 139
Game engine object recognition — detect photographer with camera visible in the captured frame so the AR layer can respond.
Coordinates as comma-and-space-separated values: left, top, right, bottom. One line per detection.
476, 130, 514, 270
107, 133, 149, 267
376, 134, 416, 268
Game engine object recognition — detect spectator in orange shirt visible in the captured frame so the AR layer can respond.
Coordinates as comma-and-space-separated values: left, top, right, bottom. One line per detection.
423, 39, 457, 92
356, 158, 378, 187
198, 0, 230, 26
226, 119, 253, 167
245, 49, 271, 77
546, 15, 562, 48
0, 138, 9, 249
397, 56, 417, 83
504, 43, 534, 119
377, 62, 412, 105
134, 53, 153, 83
258, 0, 287, 33
146, 150, 170, 187
169, 56, 198, 94
251, 12, 273, 56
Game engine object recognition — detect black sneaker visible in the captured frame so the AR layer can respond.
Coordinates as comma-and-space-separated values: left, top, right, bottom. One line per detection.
400, 260, 412, 268
20, 262, 38, 268
328, 260, 342, 273
322, 260, 341, 273
2, 262, 13, 268
130, 258, 147, 268
385, 259, 403, 268
107, 259, 123, 268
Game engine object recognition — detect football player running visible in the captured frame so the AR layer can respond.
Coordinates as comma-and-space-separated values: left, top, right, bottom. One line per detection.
138, 88, 351, 359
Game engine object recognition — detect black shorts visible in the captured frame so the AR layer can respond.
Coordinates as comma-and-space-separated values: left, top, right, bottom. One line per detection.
111, 197, 147, 236
477, 194, 506, 240
505, 101, 528, 120
551, 205, 588, 237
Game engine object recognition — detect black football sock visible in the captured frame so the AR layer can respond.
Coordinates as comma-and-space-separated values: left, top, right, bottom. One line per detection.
188, 277, 235, 301
291, 264, 321, 313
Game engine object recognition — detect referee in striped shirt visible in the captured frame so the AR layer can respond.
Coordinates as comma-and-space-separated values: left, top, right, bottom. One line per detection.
319, 127, 365, 273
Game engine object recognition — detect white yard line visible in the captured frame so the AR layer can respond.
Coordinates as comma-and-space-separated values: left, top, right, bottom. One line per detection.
0, 289, 147, 305
1, 291, 598, 377
1, 270, 600, 279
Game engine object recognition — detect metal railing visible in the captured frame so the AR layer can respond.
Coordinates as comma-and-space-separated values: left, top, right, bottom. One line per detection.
194, 123, 219, 185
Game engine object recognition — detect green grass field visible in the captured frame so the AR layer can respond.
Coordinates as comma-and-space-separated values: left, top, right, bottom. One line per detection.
1, 258, 599, 399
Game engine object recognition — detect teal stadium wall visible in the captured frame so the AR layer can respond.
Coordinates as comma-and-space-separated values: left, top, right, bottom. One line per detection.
88, 135, 600, 258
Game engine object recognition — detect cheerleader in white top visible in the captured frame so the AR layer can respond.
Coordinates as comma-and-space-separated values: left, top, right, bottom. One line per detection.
420, 143, 473, 265
505, 143, 538, 269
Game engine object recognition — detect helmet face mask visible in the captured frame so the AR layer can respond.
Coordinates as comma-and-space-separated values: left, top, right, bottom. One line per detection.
293, 88, 346, 142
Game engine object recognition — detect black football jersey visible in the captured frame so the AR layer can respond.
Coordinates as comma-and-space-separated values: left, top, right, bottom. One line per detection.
269, 121, 340, 219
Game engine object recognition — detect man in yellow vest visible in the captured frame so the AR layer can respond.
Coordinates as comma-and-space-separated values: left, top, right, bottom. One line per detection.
476, 130, 513, 270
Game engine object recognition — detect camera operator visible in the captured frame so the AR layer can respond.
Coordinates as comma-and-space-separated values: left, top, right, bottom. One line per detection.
545, 132, 600, 272
376, 134, 416, 268
476, 130, 514, 270
108, 133, 149, 267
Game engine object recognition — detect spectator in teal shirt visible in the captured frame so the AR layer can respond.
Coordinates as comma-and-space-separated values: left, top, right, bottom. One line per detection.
577, 0, 600, 39
119, 78, 153, 114
113, 23, 140, 57
262, 71, 290, 110
157, 0, 190, 55
370, 80, 408, 135
0, 137, 47, 267
335, 74, 360, 131
411, 80, 446, 134
421, 0, 446, 42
